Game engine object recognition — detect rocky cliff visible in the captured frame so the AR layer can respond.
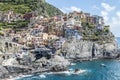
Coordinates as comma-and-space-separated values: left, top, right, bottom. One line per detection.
0, 55, 70, 79
61, 39, 118, 61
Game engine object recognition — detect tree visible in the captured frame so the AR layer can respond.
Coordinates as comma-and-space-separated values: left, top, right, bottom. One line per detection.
104, 25, 110, 33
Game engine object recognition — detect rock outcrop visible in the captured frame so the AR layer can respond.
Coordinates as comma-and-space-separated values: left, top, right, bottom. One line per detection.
0, 55, 70, 79
49, 55, 70, 71
33, 55, 70, 71
0, 66, 9, 78
61, 39, 118, 60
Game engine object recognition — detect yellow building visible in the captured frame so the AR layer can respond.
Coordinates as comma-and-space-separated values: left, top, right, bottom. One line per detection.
48, 34, 59, 40
43, 33, 48, 40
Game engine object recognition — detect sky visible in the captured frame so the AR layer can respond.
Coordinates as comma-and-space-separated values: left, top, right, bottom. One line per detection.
46, 0, 120, 37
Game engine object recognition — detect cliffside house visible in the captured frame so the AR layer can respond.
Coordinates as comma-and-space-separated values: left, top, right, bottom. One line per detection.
3, 11, 21, 23
65, 28, 81, 39
93, 15, 104, 30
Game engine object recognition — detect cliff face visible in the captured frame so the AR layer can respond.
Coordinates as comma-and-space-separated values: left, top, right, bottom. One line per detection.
61, 39, 118, 60
0, 55, 70, 79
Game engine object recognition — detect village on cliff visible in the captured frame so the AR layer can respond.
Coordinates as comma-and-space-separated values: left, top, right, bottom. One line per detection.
0, 10, 111, 62
0, 9, 113, 63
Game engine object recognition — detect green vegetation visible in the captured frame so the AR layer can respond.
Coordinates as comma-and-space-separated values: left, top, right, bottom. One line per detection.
104, 25, 110, 33
81, 22, 113, 44
0, 0, 63, 16
0, 3, 31, 14
0, 20, 29, 30
45, 3, 63, 16
0, 0, 63, 30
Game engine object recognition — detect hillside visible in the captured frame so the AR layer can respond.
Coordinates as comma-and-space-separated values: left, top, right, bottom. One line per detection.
0, 0, 63, 16
0, 0, 63, 30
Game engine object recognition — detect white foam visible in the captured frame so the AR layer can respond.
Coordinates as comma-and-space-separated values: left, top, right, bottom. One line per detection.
71, 63, 76, 66
73, 69, 86, 75
45, 71, 72, 75
69, 68, 74, 71
10, 74, 32, 80
39, 74, 46, 78
46, 69, 86, 76
63, 71, 72, 75
6, 69, 87, 80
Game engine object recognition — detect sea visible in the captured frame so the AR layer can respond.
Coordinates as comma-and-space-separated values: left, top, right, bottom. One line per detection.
17, 37, 120, 80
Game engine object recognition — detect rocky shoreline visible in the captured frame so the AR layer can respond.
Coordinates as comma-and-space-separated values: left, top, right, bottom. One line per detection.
2, 58, 120, 80
0, 55, 70, 79
0, 0, 120, 79
1, 56, 120, 80
0, 39, 120, 80
1, 57, 120, 80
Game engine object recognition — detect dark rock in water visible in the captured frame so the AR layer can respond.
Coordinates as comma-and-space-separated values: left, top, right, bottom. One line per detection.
74, 69, 80, 73
50, 65, 68, 72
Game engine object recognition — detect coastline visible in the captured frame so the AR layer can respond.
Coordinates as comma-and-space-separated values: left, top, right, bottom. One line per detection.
0, 0, 120, 80
2, 57, 120, 80
1, 69, 50, 80
3, 68, 87, 80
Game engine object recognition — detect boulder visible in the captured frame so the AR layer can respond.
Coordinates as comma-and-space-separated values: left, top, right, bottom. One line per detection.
49, 55, 70, 67
49, 55, 70, 72
50, 64, 68, 72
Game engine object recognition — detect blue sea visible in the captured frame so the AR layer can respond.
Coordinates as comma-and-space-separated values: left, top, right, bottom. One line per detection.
17, 38, 120, 80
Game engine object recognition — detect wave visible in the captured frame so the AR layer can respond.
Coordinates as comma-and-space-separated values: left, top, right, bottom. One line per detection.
70, 63, 76, 66
12, 74, 32, 80
12, 68, 87, 80
39, 74, 46, 78
46, 69, 87, 76
69, 68, 74, 71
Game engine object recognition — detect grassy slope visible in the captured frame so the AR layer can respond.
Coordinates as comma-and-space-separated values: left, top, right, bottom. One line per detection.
0, 1, 63, 16
0, 3, 31, 14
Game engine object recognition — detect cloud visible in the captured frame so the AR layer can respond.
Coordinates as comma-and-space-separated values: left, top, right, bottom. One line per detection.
101, 3, 116, 12
116, 11, 120, 17
101, 11, 108, 16
109, 11, 120, 26
101, 3, 116, 22
60, 6, 81, 13
100, 3, 119, 36
93, 5, 100, 10
101, 11, 108, 22
107, 11, 120, 37
71, 6, 81, 12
